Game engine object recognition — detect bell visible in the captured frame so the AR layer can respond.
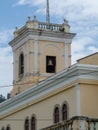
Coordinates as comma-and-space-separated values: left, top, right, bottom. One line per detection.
48, 59, 53, 65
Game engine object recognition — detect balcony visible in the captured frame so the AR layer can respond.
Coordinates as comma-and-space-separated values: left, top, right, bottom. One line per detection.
40, 116, 98, 130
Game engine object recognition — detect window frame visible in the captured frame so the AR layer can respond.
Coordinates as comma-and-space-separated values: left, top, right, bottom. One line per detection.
24, 117, 29, 130
19, 53, 24, 77
54, 105, 60, 123
6, 125, 10, 130
46, 56, 56, 73
1, 127, 5, 130
62, 103, 68, 121
31, 115, 36, 130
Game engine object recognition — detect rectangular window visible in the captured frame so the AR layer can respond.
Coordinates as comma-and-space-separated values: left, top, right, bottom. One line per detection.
46, 56, 56, 73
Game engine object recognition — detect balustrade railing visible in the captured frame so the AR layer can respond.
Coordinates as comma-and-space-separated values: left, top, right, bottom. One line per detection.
38, 22, 62, 31
40, 116, 98, 130
87, 119, 98, 130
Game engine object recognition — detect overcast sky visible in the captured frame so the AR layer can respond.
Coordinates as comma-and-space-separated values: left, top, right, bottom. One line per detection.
0, 0, 98, 97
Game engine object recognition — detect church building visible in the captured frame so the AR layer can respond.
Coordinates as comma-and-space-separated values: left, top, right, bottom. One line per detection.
0, 2, 98, 130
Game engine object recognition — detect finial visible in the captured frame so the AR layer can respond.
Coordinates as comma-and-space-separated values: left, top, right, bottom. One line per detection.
34, 15, 37, 21
15, 26, 18, 31
64, 19, 68, 24
27, 16, 31, 21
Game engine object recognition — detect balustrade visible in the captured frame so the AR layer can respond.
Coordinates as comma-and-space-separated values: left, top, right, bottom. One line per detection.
38, 22, 62, 31
40, 116, 98, 130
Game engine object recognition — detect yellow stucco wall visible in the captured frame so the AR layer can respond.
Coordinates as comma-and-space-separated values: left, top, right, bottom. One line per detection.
0, 86, 76, 130
38, 40, 65, 73
11, 38, 71, 96
78, 53, 98, 65
80, 83, 98, 118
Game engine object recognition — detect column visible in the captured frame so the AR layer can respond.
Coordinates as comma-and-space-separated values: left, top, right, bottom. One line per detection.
34, 39, 38, 73
75, 83, 81, 116
64, 43, 68, 68
64, 39, 72, 68
26, 40, 29, 75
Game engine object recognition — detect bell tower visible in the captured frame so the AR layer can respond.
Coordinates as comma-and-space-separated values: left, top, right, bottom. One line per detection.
9, 15, 75, 96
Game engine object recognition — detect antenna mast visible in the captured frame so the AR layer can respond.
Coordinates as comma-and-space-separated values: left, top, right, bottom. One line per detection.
46, 0, 50, 24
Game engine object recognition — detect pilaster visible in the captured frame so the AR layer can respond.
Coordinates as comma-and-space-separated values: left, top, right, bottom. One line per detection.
26, 40, 30, 75
75, 83, 81, 116
34, 39, 38, 73
64, 43, 69, 68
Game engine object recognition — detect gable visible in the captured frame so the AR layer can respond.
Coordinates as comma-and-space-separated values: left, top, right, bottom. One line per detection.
77, 52, 98, 65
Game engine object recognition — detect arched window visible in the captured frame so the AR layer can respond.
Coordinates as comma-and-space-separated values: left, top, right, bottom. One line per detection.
6, 125, 10, 130
31, 116, 36, 130
1, 127, 5, 130
25, 118, 29, 130
62, 103, 68, 121
19, 53, 24, 75
54, 106, 59, 123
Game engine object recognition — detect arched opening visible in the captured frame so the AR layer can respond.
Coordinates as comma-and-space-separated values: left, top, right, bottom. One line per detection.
31, 116, 36, 130
1, 127, 5, 130
19, 53, 24, 76
62, 103, 68, 121
24, 118, 29, 130
46, 56, 56, 73
6, 125, 10, 130
54, 106, 60, 123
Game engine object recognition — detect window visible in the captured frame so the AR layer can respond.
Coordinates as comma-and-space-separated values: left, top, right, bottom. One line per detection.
6, 125, 10, 130
19, 53, 24, 75
31, 116, 36, 130
25, 118, 29, 130
62, 104, 68, 121
1, 127, 4, 130
46, 56, 56, 73
54, 107, 59, 123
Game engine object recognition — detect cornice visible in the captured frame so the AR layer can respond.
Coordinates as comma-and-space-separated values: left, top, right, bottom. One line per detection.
9, 28, 76, 49
0, 63, 98, 117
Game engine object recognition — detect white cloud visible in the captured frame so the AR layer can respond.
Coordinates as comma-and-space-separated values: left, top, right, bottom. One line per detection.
0, 46, 13, 94
13, 0, 98, 63
10, 1, 98, 61
0, 46, 13, 97
16, 0, 29, 5
0, 29, 13, 46
0, 29, 13, 97
16, 0, 98, 17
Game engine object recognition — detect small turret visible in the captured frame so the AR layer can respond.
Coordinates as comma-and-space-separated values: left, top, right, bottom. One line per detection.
61, 19, 70, 33
26, 16, 33, 28
13, 27, 19, 38
32, 16, 39, 29
26, 16, 39, 29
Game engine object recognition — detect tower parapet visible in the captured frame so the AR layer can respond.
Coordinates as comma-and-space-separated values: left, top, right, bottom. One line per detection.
14, 16, 71, 38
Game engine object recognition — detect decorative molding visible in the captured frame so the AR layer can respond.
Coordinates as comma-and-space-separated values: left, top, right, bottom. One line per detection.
9, 33, 73, 51
40, 43, 63, 56
34, 39, 38, 73
75, 83, 81, 116
26, 40, 30, 74
64, 43, 68, 68
0, 63, 98, 116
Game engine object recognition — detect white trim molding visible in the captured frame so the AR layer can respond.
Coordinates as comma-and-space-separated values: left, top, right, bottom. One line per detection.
34, 39, 38, 73
0, 63, 98, 116
75, 83, 81, 116
64, 43, 69, 68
